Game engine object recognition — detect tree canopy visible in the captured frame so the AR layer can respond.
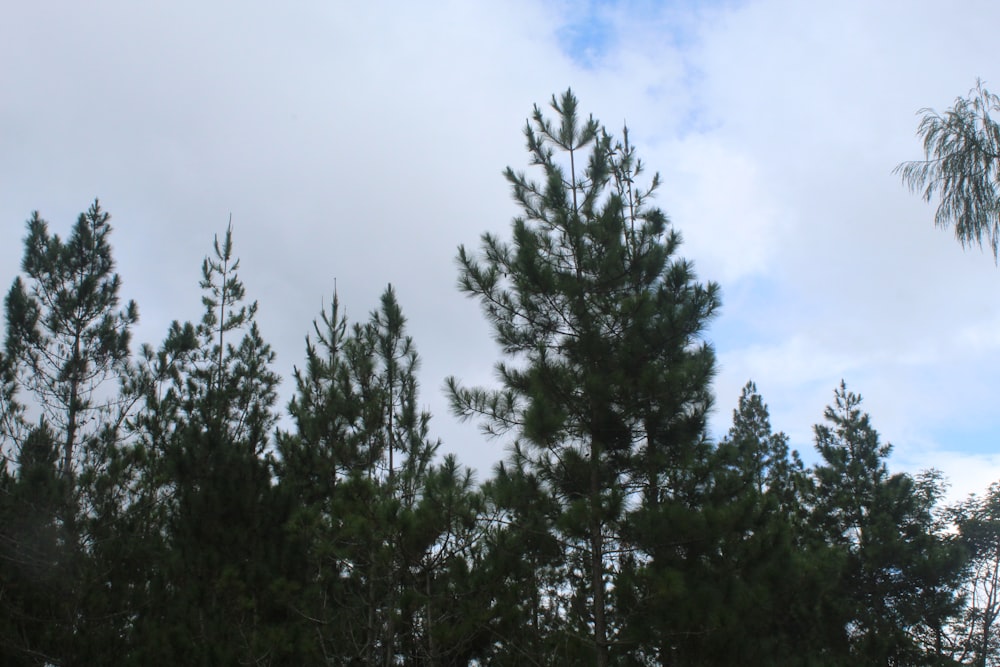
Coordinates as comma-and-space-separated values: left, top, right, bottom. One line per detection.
0, 90, 988, 665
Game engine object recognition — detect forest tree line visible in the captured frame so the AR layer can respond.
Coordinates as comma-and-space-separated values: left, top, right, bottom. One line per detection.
4, 89, 1000, 666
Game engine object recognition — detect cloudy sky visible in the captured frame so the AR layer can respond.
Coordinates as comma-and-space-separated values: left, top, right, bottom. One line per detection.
4, 0, 1000, 502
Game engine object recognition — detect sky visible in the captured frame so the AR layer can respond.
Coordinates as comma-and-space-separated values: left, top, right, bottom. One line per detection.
3, 0, 1000, 503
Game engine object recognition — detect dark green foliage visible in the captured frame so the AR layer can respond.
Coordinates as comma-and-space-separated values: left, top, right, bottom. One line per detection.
275, 284, 485, 664
660, 381, 828, 665
0, 202, 141, 664
0, 91, 986, 665
126, 223, 289, 665
0, 425, 68, 666
449, 89, 720, 666
468, 454, 573, 665
810, 382, 966, 665
4, 201, 138, 479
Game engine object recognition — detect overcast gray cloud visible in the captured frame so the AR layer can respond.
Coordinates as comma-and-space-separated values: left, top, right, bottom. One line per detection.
3, 0, 999, 501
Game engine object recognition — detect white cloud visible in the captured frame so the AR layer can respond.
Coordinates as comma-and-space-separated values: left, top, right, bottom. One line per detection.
893, 443, 1000, 507
662, 135, 788, 283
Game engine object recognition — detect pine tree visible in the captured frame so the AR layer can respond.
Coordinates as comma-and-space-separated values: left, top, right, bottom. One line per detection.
0, 335, 23, 451
448, 90, 720, 666
4, 202, 138, 482
350, 285, 439, 664
271, 291, 359, 661
0, 201, 139, 663
0, 424, 68, 666
276, 285, 482, 664
690, 381, 834, 664
129, 224, 284, 664
470, 454, 574, 665
810, 381, 965, 665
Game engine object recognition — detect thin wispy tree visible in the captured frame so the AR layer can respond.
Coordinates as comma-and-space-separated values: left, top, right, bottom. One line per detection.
897, 79, 1000, 262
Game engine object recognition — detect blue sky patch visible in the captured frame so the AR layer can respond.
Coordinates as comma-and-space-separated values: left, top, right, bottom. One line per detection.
556, 2, 616, 69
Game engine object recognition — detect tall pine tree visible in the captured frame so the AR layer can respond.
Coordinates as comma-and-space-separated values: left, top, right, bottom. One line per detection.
448, 90, 720, 666
129, 224, 285, 665
0, 201, 139, 664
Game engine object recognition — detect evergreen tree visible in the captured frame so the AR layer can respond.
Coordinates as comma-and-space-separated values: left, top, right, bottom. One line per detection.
0, 424, 67, 665
469, 453, 576, 665
276, 284, 483, 664
3, 201, 138, 482
0, 333, 23, 451
350, 285, 439, 664
810, 381, 965, 665
448, 90, 720, 666
129, 224, 285, 665
679, 381, 830, 664
271, 291, 358, 662
0, 202, 140, 664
